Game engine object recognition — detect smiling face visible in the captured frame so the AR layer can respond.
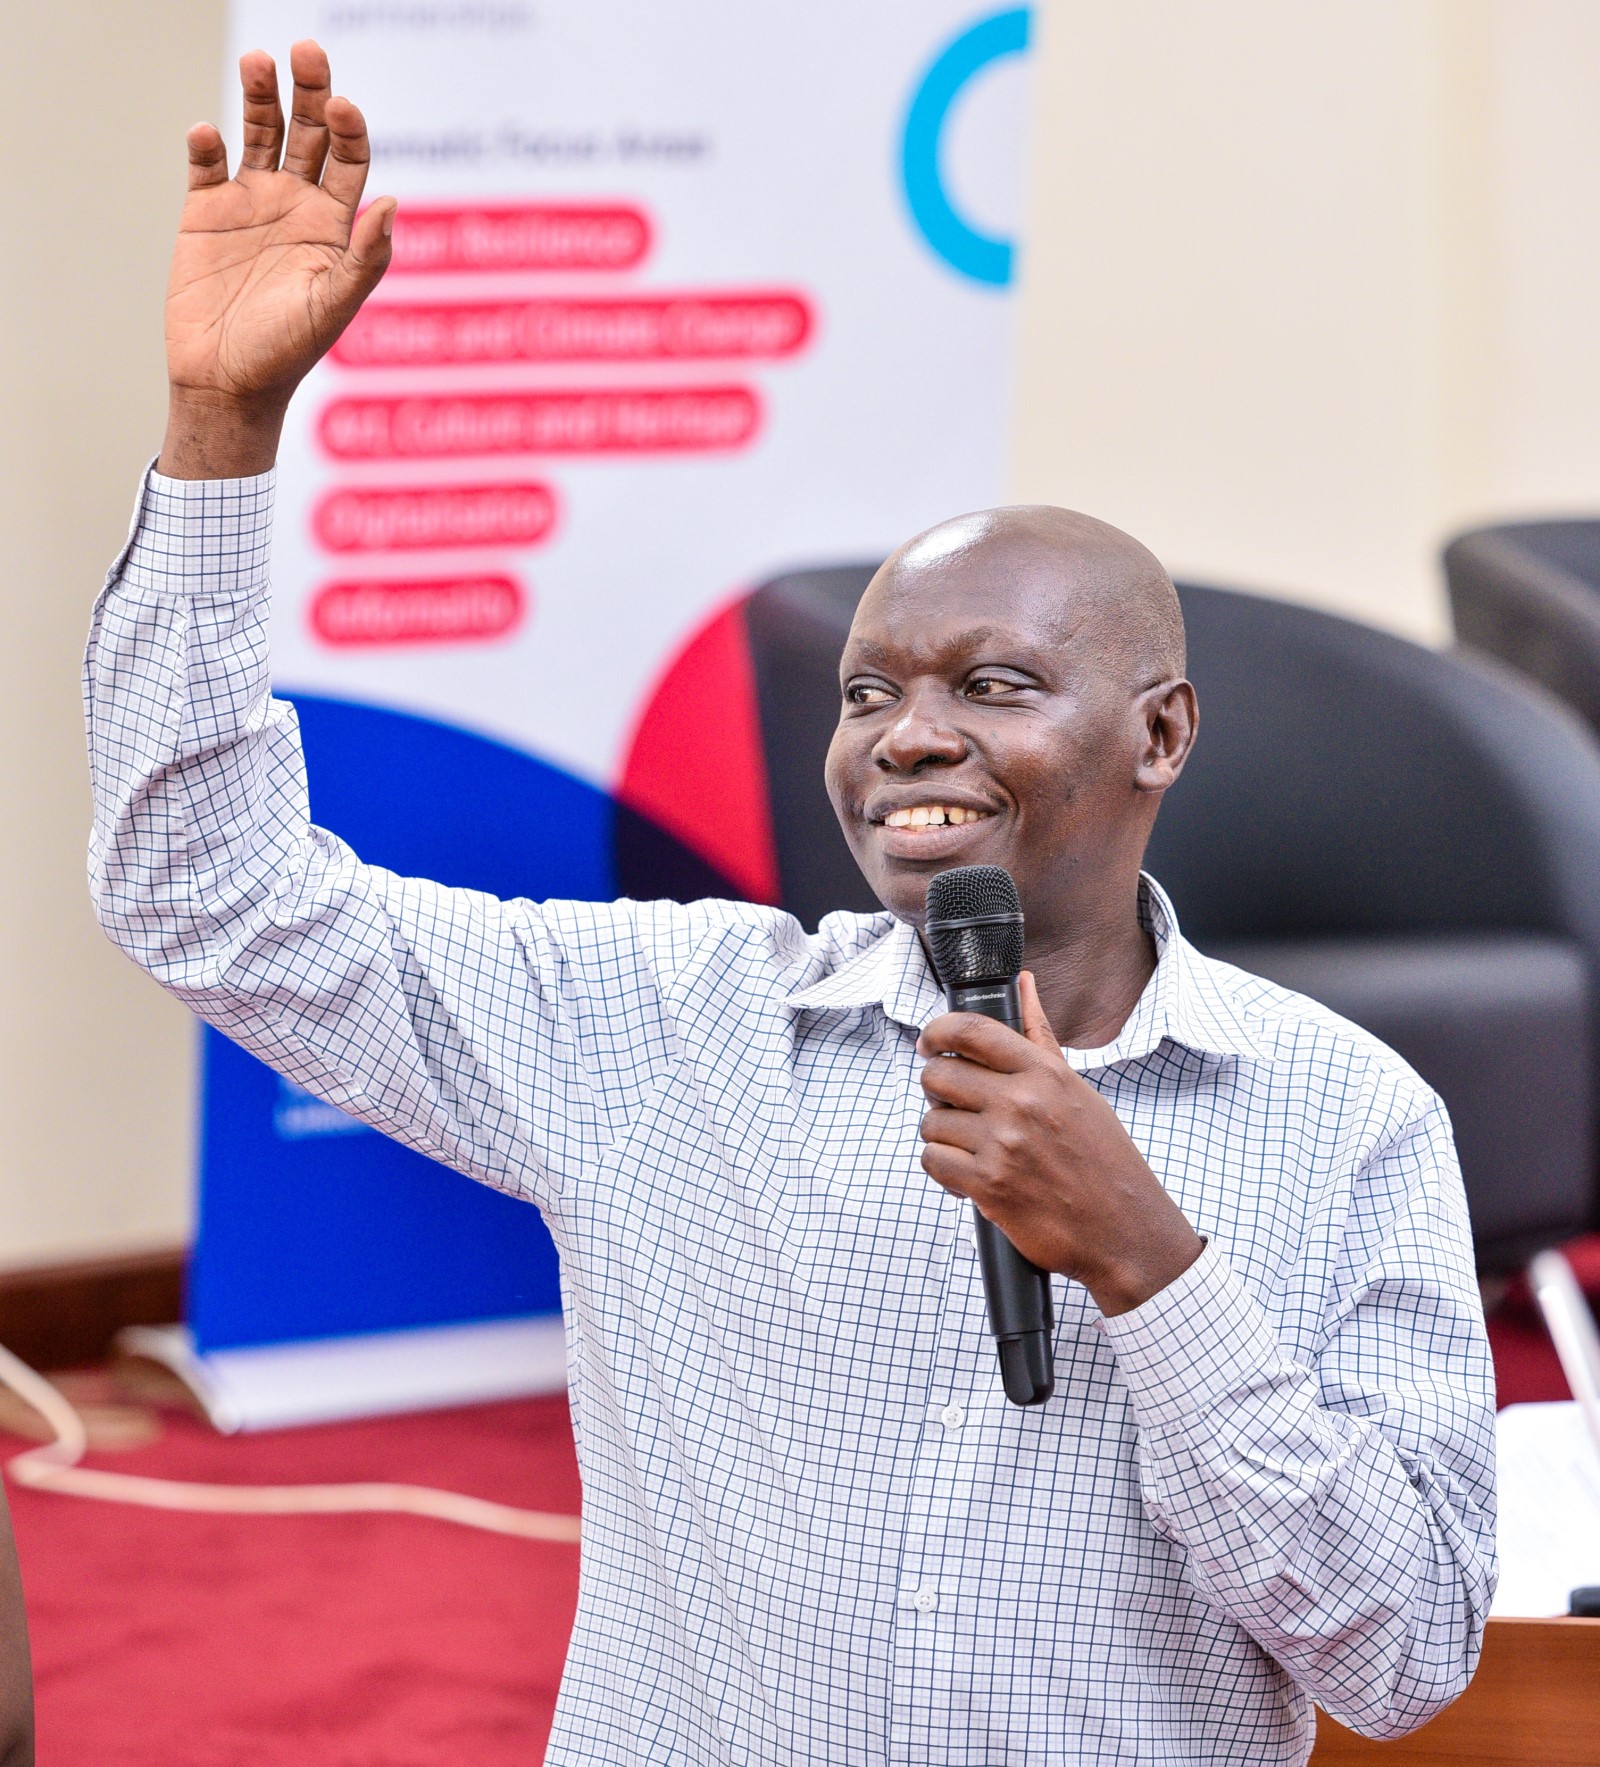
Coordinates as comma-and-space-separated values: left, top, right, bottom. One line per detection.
824, 506, 1194, 949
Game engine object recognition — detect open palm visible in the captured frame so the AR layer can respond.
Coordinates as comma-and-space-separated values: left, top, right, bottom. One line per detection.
166, 41, 393, 406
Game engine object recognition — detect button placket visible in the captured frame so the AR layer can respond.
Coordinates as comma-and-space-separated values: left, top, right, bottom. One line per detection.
887, 1178, 982, 1759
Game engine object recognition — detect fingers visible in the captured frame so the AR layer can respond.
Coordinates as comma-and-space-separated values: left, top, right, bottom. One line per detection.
920, 1105, 983, 1154
917, 1011, 1038, 1072
283, 38, 333, 182
1018, 972, 1063, 1057
321, 96, 373, 214
919, 1053, 1000, 1112
233, 43, 372, 213
919, 1141, 979, 1198
237, 50, 284, 172
185, 122, 229, 190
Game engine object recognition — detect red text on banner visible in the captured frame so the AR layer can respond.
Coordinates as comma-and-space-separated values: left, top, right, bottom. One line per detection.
312, 484, 558, 553
382, 202, 651, 273
309, 575, 528, 647
333, 293, 813, 368
318, 388, 761, 460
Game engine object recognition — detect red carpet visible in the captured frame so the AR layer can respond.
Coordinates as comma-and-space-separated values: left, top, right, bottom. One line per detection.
6, 1244, 1598, 1763
7, 1392, 580, 1766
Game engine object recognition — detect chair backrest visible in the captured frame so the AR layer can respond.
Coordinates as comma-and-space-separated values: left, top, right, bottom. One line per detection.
1445, 521, 1600, 735
745, 565, 884, 928
1147, 583, 1600, 965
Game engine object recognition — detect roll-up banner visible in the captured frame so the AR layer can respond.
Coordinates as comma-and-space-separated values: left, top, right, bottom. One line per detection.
165, 2, 1034, 1427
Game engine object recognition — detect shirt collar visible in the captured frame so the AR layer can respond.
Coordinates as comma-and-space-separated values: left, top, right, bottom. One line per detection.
783, 874, 1269, 1066
1070, 876, 1269, 1067
783, 914, 944, 1031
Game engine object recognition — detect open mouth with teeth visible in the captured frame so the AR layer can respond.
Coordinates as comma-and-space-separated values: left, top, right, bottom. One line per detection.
880, 804, 991, 829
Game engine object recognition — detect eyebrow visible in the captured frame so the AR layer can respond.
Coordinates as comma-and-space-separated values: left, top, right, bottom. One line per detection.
844, 626, 1026, 670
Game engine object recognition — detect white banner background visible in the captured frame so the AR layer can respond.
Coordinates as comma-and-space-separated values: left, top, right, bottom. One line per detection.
193, 0, 1034, 1391
226, 0, 1031, 786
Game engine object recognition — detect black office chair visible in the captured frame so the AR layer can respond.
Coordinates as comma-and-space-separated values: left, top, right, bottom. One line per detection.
1445, 521, 1600, 738
1151, 583, 1600, 1272
709, 566, 1600, 1273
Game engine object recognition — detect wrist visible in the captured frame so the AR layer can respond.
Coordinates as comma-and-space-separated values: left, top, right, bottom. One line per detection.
1081, 1224, 1205, 1318
158, 387, 289, 480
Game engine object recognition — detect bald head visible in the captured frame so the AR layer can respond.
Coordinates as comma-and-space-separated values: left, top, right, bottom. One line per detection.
827, 501, 1199, 944
867, 505, 1185, 687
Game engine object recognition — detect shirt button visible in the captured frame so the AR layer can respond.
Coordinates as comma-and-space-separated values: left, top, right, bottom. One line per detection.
939, 1402, 965, 1431
913, 1587, 938, 1613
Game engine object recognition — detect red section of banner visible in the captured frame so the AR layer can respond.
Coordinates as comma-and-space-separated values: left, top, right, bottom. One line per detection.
312, 484, 558, 553
309, 576, 527, 647
384, 202, 650, 273
619, 597, 779, 906
318, 387, 761, 460
333, 292, 814, 368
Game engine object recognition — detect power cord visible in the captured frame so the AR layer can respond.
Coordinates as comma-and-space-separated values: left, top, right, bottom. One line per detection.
0, 1341, 579, 1544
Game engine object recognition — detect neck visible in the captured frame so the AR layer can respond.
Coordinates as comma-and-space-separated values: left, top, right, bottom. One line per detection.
1024, 882, 1157, 1049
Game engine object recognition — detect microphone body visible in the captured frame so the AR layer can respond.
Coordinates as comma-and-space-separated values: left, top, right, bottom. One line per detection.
925, 868, 1056, 1407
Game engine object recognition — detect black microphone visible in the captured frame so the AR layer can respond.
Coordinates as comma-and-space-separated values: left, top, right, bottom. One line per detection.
924, 865, 1055, 1407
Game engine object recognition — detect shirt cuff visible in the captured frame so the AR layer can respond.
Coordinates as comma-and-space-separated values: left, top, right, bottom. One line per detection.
1100, 1241, 1292, 1431
118, 462, 277, 599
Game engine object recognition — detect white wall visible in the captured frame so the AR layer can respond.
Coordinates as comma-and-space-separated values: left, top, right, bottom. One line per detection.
0, 3, 225, 1267
1013, 0, 1600, 644
1480, 1, 1600, 515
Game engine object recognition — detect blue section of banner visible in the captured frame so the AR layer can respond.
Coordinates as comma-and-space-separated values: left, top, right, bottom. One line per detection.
189, 694, 613, 1353
901, 7, 1031, 287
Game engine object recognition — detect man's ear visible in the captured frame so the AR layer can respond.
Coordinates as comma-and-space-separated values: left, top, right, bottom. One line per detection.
1133, 678, 1197, 794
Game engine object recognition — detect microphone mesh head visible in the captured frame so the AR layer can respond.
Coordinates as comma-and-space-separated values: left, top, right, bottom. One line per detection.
925, 865, 1024, 986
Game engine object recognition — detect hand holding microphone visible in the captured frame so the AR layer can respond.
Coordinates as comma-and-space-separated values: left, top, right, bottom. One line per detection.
924, 866, 1056, 1405
919, 865, 1205, 1406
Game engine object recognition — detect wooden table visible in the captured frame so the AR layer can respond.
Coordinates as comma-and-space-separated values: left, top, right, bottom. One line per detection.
1310, 1618, 1600, 1764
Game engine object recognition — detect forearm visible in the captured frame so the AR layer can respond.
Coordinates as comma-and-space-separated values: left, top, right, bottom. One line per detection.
1105, 1245, 1493, 1737
83, 464, 600, 1201
86, 468, 405, 1054
85, 467, 299, 986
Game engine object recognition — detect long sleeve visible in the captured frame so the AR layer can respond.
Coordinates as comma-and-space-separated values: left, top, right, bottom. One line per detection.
84, 467, 669, 1212
1102, 1099, 1496, 1740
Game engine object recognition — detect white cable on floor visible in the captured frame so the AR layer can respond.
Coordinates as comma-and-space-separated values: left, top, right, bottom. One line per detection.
0, 1341, 579, 1544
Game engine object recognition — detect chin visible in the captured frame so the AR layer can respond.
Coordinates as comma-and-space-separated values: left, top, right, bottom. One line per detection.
852, 860, 939, 929
877, 882, 928, 927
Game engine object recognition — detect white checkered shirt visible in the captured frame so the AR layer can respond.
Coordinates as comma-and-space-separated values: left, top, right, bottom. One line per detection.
86, 468, 1496, 1766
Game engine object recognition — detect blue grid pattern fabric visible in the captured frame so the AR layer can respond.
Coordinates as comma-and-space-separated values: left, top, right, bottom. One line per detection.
86, 468, 1496, 1766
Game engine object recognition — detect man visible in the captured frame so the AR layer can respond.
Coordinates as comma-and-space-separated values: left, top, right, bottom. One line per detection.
86, 41, 1494, 1766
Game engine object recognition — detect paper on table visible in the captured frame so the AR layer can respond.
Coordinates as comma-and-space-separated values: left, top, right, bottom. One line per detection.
1492, 1401, 1600, 1616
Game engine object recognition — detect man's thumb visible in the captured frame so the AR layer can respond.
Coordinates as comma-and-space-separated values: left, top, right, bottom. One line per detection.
1017, 971, 1063, 1058
330, 199, 396, 315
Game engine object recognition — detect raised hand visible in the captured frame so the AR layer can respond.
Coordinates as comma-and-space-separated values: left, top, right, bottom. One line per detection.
159, 40, 395, 479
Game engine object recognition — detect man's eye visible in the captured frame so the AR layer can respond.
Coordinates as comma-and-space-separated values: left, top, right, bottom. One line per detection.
966, 676, 1014, 698
845, 682, 895, 706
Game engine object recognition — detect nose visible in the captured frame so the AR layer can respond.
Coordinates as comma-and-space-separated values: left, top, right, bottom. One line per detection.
872, 682, 967, 773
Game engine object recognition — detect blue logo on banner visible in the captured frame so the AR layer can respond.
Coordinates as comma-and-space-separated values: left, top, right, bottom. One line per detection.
901, 7, 1032, 286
